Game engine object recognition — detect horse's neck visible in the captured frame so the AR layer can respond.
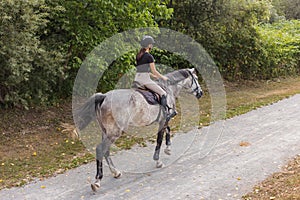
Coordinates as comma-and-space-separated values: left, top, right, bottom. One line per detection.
157, 76, 185, 98
165, 70, 189, 97
169, 82, 183, 98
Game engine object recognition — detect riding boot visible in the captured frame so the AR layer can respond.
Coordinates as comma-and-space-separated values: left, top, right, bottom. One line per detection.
160, 95, 177, 122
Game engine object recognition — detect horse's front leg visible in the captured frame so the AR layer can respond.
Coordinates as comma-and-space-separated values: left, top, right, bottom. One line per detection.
164, 126, 171, 155
153, 127, 165, 168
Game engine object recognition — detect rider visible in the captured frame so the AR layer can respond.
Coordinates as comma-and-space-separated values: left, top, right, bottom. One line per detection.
135, 35, 176, 121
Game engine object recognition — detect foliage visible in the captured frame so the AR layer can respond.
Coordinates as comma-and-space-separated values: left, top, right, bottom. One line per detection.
0, 0, 172, 108
46, 0, 172, 94
168, 0, 299, 80
255, 20, 300, 79
272, 0, 300, 20
0, 0, 299, 107
98, 51, 137, 92
211, 0, 272, 80
0, 0, 64, 108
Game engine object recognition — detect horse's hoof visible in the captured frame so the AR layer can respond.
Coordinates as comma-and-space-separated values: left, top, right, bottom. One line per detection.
164, 146, 171, 155
113, 171, 122, 179
91, 181, 100, 192
156, 161, 164, 168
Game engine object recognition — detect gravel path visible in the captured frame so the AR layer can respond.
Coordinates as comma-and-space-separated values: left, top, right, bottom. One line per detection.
1, 94, 300, 200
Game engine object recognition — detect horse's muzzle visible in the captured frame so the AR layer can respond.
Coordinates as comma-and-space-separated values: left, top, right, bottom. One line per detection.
196, 91, 203, 99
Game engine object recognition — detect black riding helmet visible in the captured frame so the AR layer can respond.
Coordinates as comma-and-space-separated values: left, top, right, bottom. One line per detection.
140, 35, 155, 48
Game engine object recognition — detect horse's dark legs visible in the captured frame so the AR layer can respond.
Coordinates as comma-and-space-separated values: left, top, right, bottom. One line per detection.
164, 126, 171, 155
153, 122, 171, 168
95, 159, 103, 180
153, 128, 164, 161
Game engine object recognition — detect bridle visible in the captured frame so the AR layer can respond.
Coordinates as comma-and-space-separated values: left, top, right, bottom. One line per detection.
188, 71, 200, 94
164, 69, 203, 98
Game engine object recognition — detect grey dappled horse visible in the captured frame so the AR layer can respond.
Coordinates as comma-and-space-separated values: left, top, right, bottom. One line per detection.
73, 68, 203, 191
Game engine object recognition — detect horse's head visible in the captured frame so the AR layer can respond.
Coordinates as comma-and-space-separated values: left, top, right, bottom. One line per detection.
164, 68, 203, 99
184, 68, 203, 99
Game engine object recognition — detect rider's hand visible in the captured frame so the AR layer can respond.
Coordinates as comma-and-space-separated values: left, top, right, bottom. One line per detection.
162, 76, 168, 81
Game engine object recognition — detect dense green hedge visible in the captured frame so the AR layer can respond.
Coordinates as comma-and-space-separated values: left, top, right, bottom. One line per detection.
214, 20, 300, 80
0, 0, 172, 108
254, 20, 300, 79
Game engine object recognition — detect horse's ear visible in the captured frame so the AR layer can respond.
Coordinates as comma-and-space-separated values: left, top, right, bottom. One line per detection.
190, 68, 196, 74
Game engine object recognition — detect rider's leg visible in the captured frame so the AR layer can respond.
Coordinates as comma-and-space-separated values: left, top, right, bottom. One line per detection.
135, 73, 177, 121
144, 83, 177, 121
160, 95, 172, 121
160, 95, 177, 121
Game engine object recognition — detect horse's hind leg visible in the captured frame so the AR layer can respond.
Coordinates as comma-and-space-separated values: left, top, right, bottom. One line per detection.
91, 138, 110, 192
104, 149, 121, 178
91, 159, 102, 192
164, 126, 171, 155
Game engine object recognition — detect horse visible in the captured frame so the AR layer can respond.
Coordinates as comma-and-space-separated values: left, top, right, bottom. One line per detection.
73, 68, 203, 192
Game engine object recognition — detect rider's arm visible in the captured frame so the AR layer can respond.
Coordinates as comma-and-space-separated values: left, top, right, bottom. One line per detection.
149, 62, 168, 81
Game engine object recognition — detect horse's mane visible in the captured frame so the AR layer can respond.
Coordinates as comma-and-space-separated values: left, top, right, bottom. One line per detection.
156, 69, 190, 92
165, 69, 190, 84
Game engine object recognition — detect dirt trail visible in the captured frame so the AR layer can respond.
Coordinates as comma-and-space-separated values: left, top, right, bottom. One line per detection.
1, 94, 300, 200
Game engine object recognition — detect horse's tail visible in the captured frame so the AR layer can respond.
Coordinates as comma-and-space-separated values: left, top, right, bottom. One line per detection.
73, 93, 106, 130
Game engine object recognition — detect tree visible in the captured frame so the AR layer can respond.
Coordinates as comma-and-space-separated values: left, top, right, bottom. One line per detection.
43, 0, 173, 93
169, 0, 272, 80
0, 0, 172, 107
0, 0, 64, 108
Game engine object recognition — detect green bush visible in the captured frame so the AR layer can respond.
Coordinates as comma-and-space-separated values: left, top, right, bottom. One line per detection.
0, 0, 172, 108
168, 0, 299, 81
168, 0, 273, 80
0, 0, 65, 108
255, 20, 300, 79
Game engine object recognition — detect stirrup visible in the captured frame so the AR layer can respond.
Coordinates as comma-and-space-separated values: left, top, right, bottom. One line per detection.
166, 110, 177, 122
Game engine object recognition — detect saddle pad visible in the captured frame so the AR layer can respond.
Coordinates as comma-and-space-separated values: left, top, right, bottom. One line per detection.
136, 89, 159, 105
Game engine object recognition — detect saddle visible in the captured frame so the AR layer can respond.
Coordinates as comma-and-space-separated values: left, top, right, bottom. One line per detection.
132, 81, 160, 105
132, 81, 177, 122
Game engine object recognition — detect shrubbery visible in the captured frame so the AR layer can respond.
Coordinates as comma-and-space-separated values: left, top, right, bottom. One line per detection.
0, 0, 172, 108
0, 0, 299, 108
0, 1, 65, 108
254, 20, 300, 79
